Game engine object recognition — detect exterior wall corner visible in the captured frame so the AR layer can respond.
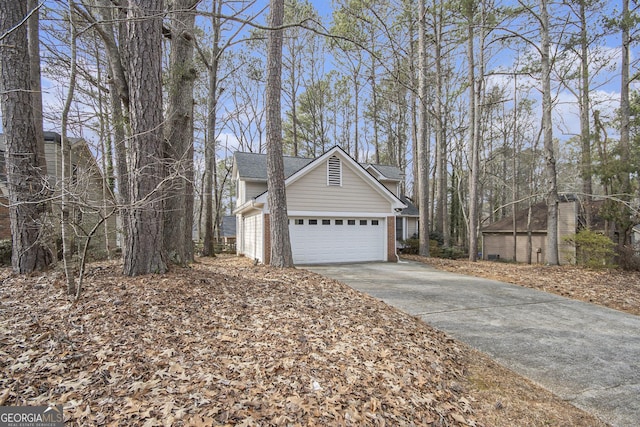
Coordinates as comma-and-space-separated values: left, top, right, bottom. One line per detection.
387, 215, 397, 262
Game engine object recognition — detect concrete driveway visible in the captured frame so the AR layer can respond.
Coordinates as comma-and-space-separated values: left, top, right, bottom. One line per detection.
305, 261, 640, 427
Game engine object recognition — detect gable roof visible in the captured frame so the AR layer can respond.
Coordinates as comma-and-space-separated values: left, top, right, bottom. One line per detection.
234, 150, 405, 183
238, 146, 406, 212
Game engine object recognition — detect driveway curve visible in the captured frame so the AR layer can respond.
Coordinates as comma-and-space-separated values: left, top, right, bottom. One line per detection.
305, 260, 640, 427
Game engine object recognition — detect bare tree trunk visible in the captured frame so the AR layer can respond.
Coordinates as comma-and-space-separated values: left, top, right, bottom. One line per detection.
353, 76, 360, 162
27, 0, 47, 176
466, 0, 479, 262
90, 0, 130, 112
432, 0, 447, 247
619, 0, 631, 245
85, 0, 131, 253
203, 0, 222, 257
540, 0, 559, 265
61, 0, 78, 294
123, 0, 167, 276
0, 0, 52, 273
94, 44, 113, 259
266, 0, 294, 267
579, 0, 592, 228
417, 0, 430, 257
512, 73, 518, 261
164, 0, 197, 266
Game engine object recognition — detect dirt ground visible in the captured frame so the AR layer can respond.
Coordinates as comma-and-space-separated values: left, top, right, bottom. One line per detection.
0, 256, 614, 426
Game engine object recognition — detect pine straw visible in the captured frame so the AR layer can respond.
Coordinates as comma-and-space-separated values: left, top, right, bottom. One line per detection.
0, 256, 606, 426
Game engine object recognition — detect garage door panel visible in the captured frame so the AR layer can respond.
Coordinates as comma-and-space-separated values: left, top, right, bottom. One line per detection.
289, 217, 385, 264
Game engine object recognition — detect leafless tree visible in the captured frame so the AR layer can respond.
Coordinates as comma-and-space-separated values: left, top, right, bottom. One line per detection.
164, 0, 199, 265
0, 0, 53, 273
123, 0, 168, 275
265, 0, 294, 267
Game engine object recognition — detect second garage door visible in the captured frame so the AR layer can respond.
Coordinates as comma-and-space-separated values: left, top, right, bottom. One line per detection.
289, 217, 386, 264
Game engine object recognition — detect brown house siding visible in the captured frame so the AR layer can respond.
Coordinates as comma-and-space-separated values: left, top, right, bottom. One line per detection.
482, 200, 585, 264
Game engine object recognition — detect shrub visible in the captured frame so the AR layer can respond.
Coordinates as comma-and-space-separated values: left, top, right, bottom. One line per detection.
399, 238, 443, 256
0, 239, 11, 266
399, 238, 419, 254
617, 245, 640, 271
440, 246, 467, 259
562, 229, 616, 269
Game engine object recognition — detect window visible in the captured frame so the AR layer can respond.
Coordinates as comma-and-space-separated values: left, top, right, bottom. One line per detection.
295, 219, 304, 225
327, 155, 342, 186
322, 219, 331, 225
348, 220, 356, 225
309, 219, 318, 225
371, 220, 379, 226
396, 217, 404, 241
335, 220, 343, 225
360, 220, 367, 225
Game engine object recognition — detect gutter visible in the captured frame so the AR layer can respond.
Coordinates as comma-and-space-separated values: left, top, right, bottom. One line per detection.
233, 199, 264, 215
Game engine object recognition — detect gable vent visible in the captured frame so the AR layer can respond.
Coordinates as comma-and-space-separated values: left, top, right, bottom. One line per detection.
327, 155, 342, 186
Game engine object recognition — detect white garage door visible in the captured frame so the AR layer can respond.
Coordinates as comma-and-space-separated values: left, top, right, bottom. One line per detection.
289, 217, 386, 264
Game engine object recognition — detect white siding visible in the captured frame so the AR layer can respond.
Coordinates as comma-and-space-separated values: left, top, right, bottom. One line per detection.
245, 181, 268, 200
380, 180, 399, 196
241, 213, 263, 262
286, 159, 390, 213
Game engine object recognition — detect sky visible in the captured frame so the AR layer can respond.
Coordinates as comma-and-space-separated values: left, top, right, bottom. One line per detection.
1, 0, 638, 158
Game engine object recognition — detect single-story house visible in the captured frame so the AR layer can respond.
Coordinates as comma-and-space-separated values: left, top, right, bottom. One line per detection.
232, 146, 412, 264
481, 195, 606, 264
1, 132, 117, 257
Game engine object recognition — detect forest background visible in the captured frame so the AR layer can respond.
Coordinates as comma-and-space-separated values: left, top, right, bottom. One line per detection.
1, 0, 639, 279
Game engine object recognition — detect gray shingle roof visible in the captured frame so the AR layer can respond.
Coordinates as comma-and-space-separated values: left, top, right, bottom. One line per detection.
399, 195, 419, 216
221, 215, 236, 237
366, 164, 403, 181
234, 152, 313, 180
234, 151, 404, 182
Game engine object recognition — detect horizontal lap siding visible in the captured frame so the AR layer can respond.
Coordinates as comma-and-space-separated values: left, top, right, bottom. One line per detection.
245, 181, 268, 201
286, 159, 390, 213
242, 213, 263, 262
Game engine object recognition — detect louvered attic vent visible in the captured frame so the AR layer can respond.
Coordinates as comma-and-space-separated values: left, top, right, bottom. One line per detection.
327, 155, 342, 186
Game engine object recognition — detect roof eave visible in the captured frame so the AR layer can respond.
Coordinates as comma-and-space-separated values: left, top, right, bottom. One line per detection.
233, 199, 265, 215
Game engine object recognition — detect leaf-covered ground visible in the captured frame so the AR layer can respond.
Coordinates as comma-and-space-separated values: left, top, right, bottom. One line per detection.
404, 255, 640, 316
1, 256, 606, 426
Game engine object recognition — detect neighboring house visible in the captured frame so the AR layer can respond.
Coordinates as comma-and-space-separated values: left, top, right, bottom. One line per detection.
232, 146, 409, 264
632, 225, 640, 250
0, 132, 117, 257
396, 194, 419, 244
481, 195, 606, 264
218, 215, 237, 251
